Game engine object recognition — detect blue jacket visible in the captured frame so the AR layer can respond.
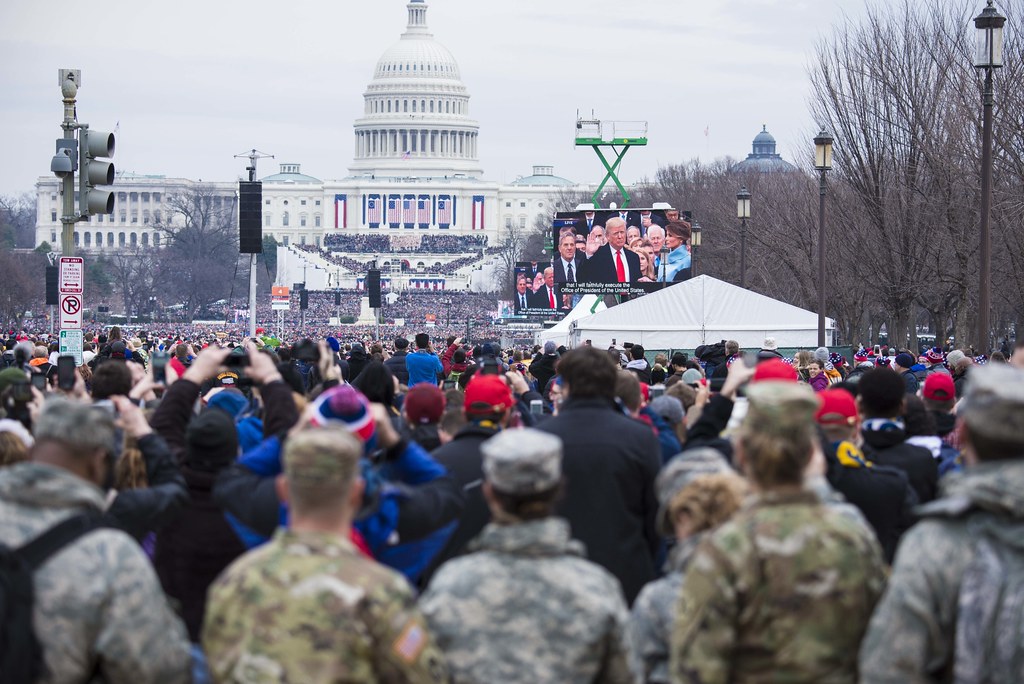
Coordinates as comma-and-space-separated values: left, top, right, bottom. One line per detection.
639, 406, 683, 465
217, 435, 462, 584
662, 245, 691, 282
406, 350, 443, 387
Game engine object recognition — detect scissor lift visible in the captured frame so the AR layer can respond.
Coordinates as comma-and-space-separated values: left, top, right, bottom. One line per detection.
574, 117, 648, 208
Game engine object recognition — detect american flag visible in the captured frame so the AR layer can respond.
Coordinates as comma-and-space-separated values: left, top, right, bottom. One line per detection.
387, 197, 400, 226
366, 196, 381, 227
403, 197, 415, 227
437, 196, 452, 227
334, 194, 347, 229
417, 196, 430, 227
471, 195, 485, 230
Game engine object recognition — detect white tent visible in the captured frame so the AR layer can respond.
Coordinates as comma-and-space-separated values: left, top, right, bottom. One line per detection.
535, 295, 606, 348
567, 275, 835, 350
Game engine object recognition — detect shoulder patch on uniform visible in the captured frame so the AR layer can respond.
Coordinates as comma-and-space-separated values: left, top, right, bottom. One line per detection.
392, 621, 427, 663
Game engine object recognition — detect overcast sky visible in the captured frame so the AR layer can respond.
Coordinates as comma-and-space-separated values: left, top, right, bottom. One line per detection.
0, 0, 877, 196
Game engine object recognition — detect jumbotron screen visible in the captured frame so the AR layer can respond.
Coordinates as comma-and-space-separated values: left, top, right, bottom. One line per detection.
509, 207, 692, 319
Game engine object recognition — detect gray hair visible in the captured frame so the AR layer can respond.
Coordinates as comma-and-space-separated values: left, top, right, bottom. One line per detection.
34, 397, 115, 458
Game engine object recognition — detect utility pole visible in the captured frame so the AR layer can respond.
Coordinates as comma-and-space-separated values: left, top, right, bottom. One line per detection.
235, 149, 273, 339
58, 72, 79, 257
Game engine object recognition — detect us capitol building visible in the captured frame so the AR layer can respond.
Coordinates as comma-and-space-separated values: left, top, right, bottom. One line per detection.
33, 0, 582, 291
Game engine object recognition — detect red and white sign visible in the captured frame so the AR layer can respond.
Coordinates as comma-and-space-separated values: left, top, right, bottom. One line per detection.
59, 294, 82, 328
271, 285, 290, 311
59, 257, 84, 294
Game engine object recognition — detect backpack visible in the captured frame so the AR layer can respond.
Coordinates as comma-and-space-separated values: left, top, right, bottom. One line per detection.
954, 515, 1024, 683
446, 369, 463, 384
0, 514, 106, 682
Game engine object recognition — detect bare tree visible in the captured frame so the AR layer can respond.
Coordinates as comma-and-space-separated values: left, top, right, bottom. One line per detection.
107, 244, 159, 323
156, 185, 240, 318
0, 249, 44, 328
0, 193, 37, 248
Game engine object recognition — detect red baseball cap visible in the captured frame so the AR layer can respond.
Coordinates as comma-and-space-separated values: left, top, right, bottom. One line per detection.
404, 384, 446, 424
815, 388, 858, 426
922, 373, 956, 402
752, 358, 798, 383
464, 375, 513, 416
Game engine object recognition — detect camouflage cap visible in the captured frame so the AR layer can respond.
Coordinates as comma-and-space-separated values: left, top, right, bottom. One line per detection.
960, 364, 1024, 445
655, 448, 732, 535
481, 428, 562, 495
742, 381, 820, 436
283, 427, 362, 489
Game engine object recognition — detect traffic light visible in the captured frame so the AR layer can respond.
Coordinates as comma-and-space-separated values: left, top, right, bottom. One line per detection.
78, 128, 115, 217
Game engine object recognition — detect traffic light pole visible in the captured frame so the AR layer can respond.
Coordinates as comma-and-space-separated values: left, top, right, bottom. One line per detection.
60, 74, 79, 257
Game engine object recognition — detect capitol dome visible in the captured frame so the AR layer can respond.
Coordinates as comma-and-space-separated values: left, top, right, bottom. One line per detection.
349, 0, 483, 179
730, 125, 798, 174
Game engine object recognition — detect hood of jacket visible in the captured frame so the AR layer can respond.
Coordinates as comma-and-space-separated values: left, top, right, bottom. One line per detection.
920, 460, 1024, 551
940, 460, 1024, 519
469, 517, 585, 559
907, 435, 944, 460
861, 418, 908, 451
626, 358, 650, 371
0, 462, 105, 512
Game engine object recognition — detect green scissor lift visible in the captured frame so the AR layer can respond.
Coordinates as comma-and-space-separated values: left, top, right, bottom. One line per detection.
574, 117, 648, 208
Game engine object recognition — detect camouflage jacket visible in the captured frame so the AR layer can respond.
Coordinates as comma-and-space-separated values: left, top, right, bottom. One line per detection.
0, 462, 191, 684
859, 459, 1024, 683
202, 527, 448, 683
420, 517, 636, 684
630, 537, 701, 684
670, 490, 886, 684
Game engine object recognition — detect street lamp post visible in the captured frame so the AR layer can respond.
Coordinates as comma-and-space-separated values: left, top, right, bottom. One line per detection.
736, 186, 751, 288
691, 222, 702, 278
814, 127, 834, 347
974, 0, 1005, 353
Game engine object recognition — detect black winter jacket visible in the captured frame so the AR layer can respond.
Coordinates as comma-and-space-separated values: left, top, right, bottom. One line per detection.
384, 350, 410, 386
861, 426, 939, 505
106, 432, 188, 541
421, 422, 502, 586
536, 397, 661, 604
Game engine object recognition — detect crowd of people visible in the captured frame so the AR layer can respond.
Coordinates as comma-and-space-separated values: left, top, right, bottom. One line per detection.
321, 233, 488, 254
0, 323, 1021, 683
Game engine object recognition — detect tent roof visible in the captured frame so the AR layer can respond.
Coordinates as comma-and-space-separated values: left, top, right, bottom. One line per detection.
568, 275, 834, 349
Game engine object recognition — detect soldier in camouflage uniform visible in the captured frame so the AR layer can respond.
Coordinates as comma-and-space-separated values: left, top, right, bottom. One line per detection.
420, 428, 635, 683
0, 398, 191, 683
202, 427, 447, 683
859, 363, 1024, 683
670, 382, 886, 684
629, 450, 747, 684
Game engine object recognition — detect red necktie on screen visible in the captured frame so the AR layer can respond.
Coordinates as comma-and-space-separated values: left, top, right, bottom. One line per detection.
615, 250, 626, 283
549, 288, 555, 308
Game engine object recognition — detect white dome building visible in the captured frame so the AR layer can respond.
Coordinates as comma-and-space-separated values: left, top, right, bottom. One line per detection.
349, 0, 482, 179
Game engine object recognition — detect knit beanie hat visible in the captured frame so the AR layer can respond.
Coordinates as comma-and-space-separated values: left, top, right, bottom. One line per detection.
185, 408, 239, 472
308, 385, 377, 452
